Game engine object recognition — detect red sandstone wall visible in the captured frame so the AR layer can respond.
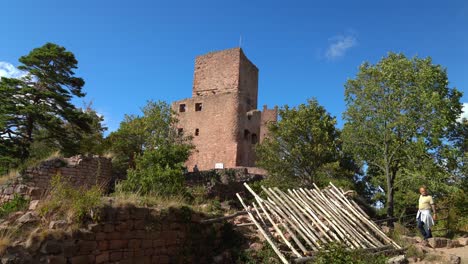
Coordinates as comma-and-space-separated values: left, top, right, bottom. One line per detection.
172, 93, 240, 171
0, 155, 112, 204
0, 206, 234, 264
260, 105, 278, 143
192, 48, 241, 97
238, 50, 259, 111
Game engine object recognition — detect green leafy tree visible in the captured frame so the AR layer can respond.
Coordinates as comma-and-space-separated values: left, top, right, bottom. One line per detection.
342, 53, 462, 217
0, 43, 92, 165
256, 98, 359, 189
109, 100, 193, 196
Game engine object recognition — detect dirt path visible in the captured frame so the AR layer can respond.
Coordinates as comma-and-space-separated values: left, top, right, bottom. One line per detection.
434, 245, 468, 264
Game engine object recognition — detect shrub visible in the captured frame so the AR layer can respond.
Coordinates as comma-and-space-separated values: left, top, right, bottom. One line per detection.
237, 242, 281, 264
0, 194, 29, 218
39, 174, 102, 223
314, 243, 387, 264
119, 143, 191, 197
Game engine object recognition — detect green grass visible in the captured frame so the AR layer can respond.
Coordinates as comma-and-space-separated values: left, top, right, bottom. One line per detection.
0, 194, 29, 219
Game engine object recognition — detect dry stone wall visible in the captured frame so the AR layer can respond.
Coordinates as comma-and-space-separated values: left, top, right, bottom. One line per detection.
1, 206, 238, 264
185, 168, 265, 201
0, 155, 112, 204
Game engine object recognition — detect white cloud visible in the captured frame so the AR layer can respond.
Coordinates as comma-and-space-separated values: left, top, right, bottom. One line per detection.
458, 102, 468, 122
325, 34, 357, 60
0, 61, 27, 79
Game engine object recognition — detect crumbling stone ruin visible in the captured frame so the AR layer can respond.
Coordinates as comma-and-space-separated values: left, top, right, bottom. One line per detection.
0, 155, 112, 205
172, 48, 278, 171
0, 206, 239, 264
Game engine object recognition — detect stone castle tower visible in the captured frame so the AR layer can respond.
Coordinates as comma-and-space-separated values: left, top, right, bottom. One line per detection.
172, 48, 277, 171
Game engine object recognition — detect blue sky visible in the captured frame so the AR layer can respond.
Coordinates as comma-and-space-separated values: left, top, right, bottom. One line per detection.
1, 0, 467, 132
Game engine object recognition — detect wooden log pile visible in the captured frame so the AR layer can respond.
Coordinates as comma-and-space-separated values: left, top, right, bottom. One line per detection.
236, 182, 401, 264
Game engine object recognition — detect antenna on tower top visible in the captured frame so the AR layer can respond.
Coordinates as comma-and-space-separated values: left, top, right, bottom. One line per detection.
239, 34, 242, 48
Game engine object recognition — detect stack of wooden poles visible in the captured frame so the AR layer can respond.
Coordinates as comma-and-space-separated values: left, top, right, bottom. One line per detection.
236, 182, 401, 264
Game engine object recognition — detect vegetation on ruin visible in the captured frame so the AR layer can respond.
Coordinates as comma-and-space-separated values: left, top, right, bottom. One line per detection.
108, 100, 194, 196
39, 174, 103, 223
0, 194, 29, 219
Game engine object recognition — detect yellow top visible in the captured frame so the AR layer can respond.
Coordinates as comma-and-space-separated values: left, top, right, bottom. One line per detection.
418, 195, 434, 210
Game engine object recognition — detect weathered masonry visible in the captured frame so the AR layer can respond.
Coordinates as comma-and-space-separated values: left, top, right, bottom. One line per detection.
172, 48, 277, 171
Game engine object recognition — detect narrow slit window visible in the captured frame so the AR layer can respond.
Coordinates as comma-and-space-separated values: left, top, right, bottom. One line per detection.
251, 134, 258, 144
195, 128, 199, 136
195, 103, 203, 111
244, 129, 250, 140
179, 104, 186, 112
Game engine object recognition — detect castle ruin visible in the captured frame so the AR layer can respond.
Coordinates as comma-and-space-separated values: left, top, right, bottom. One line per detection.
172, 48, 277, 171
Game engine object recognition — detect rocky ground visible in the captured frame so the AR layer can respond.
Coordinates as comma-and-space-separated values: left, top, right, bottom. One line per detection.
398, 235, 468, 264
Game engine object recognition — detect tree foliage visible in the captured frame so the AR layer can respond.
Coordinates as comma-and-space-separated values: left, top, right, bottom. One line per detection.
0, 43, 101, 174
342, 53, 463, 217
256, 98, 359, 189
109, 100, 193, 196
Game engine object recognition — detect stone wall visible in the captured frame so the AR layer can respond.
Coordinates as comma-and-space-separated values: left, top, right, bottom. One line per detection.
1, 206, 239, 264
185, 168, 265, 201
0, 155, 112, 204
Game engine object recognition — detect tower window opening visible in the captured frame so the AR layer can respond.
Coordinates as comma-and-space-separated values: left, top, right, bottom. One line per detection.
178, 128, 184, 135
195, 128, 199, 136
244, 129, 250, 140
179, 104, 186, 112
251, 134, 258, 144
195, 103, 203, 111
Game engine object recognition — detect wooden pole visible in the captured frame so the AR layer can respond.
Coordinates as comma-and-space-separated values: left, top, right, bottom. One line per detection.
236, 193, 290, 264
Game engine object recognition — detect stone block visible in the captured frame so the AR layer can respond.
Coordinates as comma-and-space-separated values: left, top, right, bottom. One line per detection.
428, 237, 449, 248
49, 220, 67, 230
87, 223, 100, 232
161, 231, 178, 245
116, 221, 131, 231
109, 239, 128, 250
447, 239, 461, 248
110, 251, 123, 262
142, 239, 153, 249
95, 252, 109, 264
63, 242, 79, 257
46, 256, 67, 264
457, 237, 468, 246
70, 255, 94, 264
4, 187, 14, 195
16, 212, 39, 225
153, 239, 164, 247
77, 240, 97, 254
28, 200, 40, 210
133, 220, 146, 229
103, 223, 114, 233
95, 232, 106, 240
40, 240, 63, 255
14, 185, 28, 194
106, 231, 122, 240
129, 239, 141, 249
98, 240, 108, 251
131, 207, 148, 219
157, 255, 170, 264
72, 229, 95, 240
123, 251, 134, 259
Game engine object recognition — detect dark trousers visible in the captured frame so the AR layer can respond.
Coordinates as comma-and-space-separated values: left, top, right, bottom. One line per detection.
417, 217, 432, 240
